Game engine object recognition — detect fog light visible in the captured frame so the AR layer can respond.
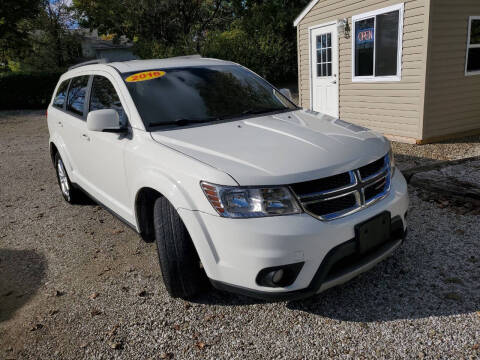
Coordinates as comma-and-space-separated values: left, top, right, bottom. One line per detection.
255, 262, 304, 288
272, 269, 284, 284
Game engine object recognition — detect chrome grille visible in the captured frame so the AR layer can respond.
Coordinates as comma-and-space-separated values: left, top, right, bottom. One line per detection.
291, 154, 391, 221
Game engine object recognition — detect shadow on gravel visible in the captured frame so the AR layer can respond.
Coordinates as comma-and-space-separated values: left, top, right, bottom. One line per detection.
0, 249, 47, 322
193, 288, 266, 306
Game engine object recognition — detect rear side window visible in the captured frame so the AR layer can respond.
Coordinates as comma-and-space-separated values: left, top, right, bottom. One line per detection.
89, 76, 127, 126
53, 80, 70, 109
66, 76, 90, 117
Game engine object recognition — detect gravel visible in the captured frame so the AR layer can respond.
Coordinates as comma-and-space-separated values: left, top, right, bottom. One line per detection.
1, 111, 479, 359
392, 135, 480, 171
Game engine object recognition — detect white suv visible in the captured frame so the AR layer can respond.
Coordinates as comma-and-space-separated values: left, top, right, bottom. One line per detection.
47, 57, 408, 300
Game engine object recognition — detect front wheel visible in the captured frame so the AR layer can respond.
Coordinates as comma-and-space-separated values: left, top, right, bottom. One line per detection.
153, 197, 207, 299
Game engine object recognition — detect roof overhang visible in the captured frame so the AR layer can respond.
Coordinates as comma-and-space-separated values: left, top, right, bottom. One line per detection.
294, 0, 320, 27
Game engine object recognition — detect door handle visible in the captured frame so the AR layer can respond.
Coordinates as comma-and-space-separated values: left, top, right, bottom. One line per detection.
57, 121, 63, 127
82, 134, 90, 141
332, 80, 337, 84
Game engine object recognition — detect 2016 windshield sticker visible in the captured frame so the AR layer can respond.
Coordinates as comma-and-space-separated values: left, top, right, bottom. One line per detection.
125, 71, 166, 82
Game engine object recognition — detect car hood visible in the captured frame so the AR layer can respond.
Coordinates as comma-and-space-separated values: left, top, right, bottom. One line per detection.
150, 110, 390, 185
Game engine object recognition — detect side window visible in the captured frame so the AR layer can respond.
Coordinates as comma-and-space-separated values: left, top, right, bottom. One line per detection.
466, 16, 480, 75
66, 76, 90, 117
89, 76, 127, 126
53, 80, 70, 109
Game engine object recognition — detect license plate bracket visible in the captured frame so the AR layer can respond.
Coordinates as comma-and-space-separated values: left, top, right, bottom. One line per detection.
355, 212, 391, 254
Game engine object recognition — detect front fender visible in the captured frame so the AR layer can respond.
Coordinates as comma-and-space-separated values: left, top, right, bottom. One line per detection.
130, 170, 222, 277
131, 167, 196, 214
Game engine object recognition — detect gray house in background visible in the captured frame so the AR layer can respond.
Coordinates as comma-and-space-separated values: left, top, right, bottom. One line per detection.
76, 29, 138, 62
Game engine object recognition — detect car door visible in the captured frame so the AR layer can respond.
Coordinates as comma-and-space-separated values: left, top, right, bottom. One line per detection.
48, 78, 71, 156
61, 75, 91, 186
80, 74, 132, 221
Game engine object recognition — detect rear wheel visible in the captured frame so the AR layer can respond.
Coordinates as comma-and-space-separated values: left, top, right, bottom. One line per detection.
54, 153, 81, 204
153, 197, 207, 299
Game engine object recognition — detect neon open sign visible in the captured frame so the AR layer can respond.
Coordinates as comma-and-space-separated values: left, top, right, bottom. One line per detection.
356, 28, 375, 45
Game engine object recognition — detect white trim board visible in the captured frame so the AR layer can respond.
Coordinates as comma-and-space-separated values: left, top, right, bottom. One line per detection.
294, 0, 320, 27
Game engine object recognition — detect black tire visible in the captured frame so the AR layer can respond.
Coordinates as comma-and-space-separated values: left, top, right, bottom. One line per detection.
153, 197, 207, 299
54, 152, 81, 204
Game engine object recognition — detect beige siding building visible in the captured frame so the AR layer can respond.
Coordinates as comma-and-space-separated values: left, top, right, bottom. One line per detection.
295, 0, 480, 143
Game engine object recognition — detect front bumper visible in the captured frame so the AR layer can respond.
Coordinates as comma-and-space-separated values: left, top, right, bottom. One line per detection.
178, 170, 409, 300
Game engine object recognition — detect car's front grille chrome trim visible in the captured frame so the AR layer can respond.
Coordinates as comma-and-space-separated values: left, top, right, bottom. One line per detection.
290, 154, 392, 221
297, 171, 357, 200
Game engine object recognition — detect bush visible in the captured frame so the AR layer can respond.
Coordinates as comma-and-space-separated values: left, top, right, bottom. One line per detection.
0, 72, 62, 110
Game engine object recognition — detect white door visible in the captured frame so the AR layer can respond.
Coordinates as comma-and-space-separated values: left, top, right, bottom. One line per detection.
311, 24, 339, 117
80, 74, 132, 221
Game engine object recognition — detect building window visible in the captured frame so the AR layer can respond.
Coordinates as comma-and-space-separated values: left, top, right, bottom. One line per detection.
316, 33, 332, 77
466, 16, 480, 76
352, 3, 404, 82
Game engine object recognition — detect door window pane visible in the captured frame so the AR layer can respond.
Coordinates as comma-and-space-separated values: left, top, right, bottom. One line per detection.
375, 11, 399, 76
354, 18, 375, 76
53, 80, 70, 109
316, 33, 333, 77
90, 76, 127, 126
66, 76, 89, 116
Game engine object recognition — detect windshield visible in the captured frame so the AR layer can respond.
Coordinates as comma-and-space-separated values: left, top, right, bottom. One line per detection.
123, 65, 297, 129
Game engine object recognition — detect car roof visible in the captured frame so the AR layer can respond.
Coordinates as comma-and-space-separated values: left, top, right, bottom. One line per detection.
108, 57, 236, 73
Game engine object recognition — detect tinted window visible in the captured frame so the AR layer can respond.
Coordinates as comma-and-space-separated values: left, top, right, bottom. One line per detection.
470, 19, 480, 45
123, 65, 296, 129
467, 19, 480, 73
90, 76, 127, 126
66, 76, 89, 116
375, 11, 399, 76
467, 48, 480, 72
355, 18, 374, 76
53, 80, 70, 109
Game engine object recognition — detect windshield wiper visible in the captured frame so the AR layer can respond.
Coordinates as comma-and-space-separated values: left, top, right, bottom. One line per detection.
241, 107, 291, 116
148, 117, 218, 128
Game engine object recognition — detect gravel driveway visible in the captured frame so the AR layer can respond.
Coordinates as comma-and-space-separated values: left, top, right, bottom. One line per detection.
1, 111, 479, 359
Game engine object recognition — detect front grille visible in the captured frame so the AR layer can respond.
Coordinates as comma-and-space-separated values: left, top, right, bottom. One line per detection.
364, 176, 389, 202
291, 154, 391, 220
290, 172, 352, 197
304, 194, 357, 218
359, 157, 386, 179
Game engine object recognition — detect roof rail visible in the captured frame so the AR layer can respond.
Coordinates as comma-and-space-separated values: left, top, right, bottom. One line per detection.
68, 58, 108, 71
166, 54, 202, 60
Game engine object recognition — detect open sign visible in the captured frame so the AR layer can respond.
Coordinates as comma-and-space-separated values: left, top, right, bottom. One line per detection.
356, 28, 375, 45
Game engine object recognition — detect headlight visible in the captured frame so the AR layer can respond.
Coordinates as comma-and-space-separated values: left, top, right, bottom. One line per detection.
388, 144, 396, 176
201, 182, 302, 218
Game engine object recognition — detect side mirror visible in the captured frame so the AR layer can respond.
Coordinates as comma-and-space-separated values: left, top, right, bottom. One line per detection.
87, 109, 125, 133
279, 88, 293, 101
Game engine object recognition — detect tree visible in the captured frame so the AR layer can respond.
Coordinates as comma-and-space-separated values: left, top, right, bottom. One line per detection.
0, 0, 42, 70
204, 0, 310, 82
9, 0, 82, 72
73, 0, 229, 57
72, 0, 310, 82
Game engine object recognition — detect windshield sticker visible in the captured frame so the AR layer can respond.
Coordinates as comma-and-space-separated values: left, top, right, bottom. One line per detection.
125, 71, 166, 83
